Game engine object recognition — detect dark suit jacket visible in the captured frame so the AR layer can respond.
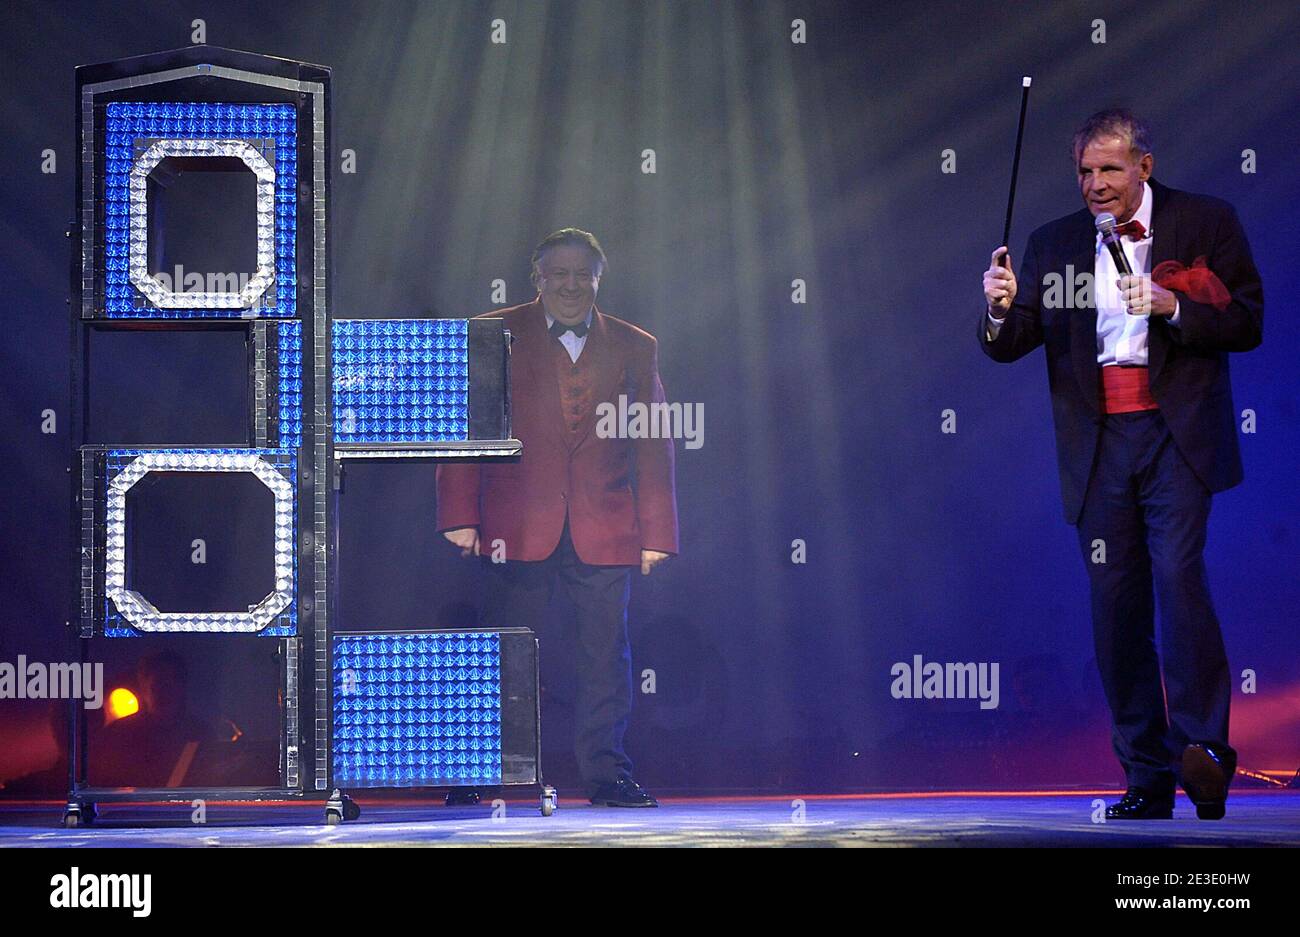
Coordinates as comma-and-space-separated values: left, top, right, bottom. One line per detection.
437, 298, 679, 564
978, 178, 1263, 523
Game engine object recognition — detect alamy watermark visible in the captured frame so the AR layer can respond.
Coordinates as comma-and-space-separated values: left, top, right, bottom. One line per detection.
1040, 268, 1153, 311
49, 868, 151, 917
151, 264, 256, 296
0, 656, 104, 709
890, 654, 999, 710
594, 394, 703, 449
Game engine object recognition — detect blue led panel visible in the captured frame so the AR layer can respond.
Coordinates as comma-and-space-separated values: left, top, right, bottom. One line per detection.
333, 320, 469, 444
102, 102, 298, 318
275, 321, 302, 448
332, 632, 502, 787
103, 447, 297, 638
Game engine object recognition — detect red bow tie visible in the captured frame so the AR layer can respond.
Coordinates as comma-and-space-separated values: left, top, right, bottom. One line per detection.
1113, 219, 1147, 240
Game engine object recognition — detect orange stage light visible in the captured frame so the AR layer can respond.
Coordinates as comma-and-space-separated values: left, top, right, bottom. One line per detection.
105, 687, 140, 724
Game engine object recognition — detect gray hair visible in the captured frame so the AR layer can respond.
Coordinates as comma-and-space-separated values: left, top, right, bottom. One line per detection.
1071, 108, 1153, 163
530, 227, 607, 288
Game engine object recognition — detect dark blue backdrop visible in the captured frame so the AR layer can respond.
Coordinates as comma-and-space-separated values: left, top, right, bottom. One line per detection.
2, 0, 1297, 794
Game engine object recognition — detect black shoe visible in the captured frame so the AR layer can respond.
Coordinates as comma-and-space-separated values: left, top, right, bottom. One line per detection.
589, 777, 659, 807
1105, 788, 1174, 820
1181, 744, 1232, 820
444, 788, 482, 807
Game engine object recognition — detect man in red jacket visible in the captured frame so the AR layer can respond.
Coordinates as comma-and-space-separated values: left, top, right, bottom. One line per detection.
437, 228, 678, 806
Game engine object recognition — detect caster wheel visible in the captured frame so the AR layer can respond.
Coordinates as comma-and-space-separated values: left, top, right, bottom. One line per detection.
540, 786, 558, 817
62, 803, 96, 828
325, 788, 355, 825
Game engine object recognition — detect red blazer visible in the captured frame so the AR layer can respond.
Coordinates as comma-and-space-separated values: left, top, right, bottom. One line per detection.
436, 299, 679, 565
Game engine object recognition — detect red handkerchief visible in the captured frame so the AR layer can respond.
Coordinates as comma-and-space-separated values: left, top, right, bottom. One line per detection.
1152, 255, 1231, 311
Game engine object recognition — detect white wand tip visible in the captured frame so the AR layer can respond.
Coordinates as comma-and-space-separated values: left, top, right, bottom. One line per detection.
1022, 76, 1032, 87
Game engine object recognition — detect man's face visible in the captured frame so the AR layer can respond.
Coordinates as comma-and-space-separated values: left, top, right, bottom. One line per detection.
536, 244, 600, 325
1077, 135, 1152, 223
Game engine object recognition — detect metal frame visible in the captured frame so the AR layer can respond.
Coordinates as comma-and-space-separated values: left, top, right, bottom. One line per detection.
126, 138, 277, 310
324, 628, 552, 822
102, 449, 296, 634
66, 46, 330, 822
63, 45, 537, 827
329, 627, 543, 789
333, 439, 523, 461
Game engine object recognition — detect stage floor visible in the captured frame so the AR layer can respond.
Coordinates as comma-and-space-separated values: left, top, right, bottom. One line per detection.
1, 790, 1296, 847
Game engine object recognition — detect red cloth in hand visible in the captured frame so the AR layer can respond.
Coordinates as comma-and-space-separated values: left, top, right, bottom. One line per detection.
1152, 255, 1231, 311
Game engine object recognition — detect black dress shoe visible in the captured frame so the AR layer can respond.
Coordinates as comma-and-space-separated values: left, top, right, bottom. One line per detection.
1182, 744, 1232, 820
444, 788, 482, 807
1106, 788, 1174, 820
589, 777, 659, 807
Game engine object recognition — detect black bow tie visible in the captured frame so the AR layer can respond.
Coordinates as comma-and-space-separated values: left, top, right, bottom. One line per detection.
549, 319, 590, 339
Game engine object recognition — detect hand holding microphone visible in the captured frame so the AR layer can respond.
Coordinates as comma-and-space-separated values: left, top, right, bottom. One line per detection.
1097, 212, 1177, 317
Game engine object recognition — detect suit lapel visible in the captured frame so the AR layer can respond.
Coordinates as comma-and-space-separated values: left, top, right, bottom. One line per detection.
569, 307, 623, 449
516, 298, 568, 444
1146, 179, 1175, 388
1067, 211, 1101, 415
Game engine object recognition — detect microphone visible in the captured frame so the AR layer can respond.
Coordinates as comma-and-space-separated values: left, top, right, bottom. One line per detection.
1095, 212, 1134, 278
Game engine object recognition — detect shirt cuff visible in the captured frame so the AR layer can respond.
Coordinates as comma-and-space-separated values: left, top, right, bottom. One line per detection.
986, 309, 1006, 340
1168, 298, 1181, 327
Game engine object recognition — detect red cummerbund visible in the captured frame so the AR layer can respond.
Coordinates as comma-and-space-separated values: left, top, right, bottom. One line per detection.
1101, 365, 1158, 414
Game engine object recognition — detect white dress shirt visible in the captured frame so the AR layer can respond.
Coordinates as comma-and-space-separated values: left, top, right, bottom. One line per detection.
986, 180, 1180, 362
545, 308, 593, 363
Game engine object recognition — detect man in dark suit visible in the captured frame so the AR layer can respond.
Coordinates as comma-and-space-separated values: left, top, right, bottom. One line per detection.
437, 228, 678, 807
979, 109, 1263, 819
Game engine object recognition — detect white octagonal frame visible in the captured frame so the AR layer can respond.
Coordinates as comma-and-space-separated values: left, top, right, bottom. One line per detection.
128, 139, 276, 310
105, 451, 295, 633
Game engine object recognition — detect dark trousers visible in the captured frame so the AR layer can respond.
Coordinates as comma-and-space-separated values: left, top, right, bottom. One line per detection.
1075, 410, 1236, 794
479, 516, 634, 791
